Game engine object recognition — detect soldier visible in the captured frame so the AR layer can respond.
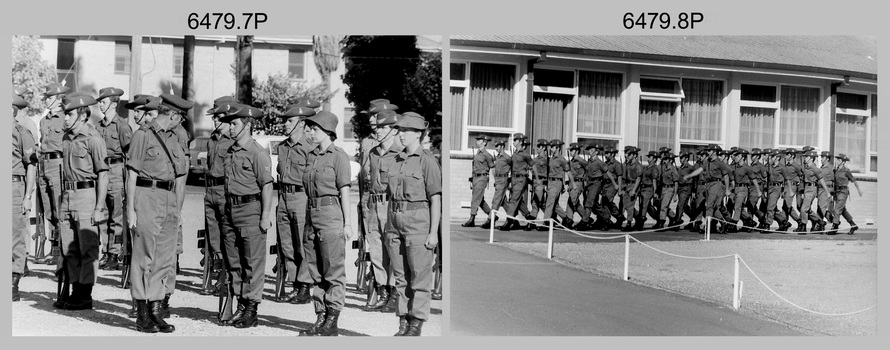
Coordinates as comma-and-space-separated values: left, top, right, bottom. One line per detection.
199, 97, 238, 297
620, 146, 642, 232
683, 144, 731, 234
564, 143, 587, 229
684, 149, 708, 232
796, 151, 830, 234
463, 135, 495, 228
761, 150, 792, 233
815, 151, 836, 233
56, 93, 109, 310
635, 151, 660, 230
95, 87, 131, 271
577, 144, 607, 230
298, 111, 354, 337
217, 104, 274, 328
13, 94, 38, 301
782, 148, 804, 231
364, 109, 403, 311
35, 82, 70, 266
526, 139, 550, 231
540, 139, 572, 231
742, 149, 766, 231
655, 152, 679, 230
489, 140, 512, 224
598, 147, 624, 230
497, 133, 532, 231
386, 112, 441, 336
726, 149, 754, 233
126, 94, 189, 333
833, 154, 862, 235
670, 151, 694, 228
124, 95, 156, 128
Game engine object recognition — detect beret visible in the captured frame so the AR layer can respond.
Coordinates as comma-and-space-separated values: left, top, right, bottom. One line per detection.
159, 93, 195, 114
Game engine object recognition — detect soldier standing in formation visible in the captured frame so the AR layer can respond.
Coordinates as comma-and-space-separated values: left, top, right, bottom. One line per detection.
13, 94, 38, 301
36, 83, 70, 267
95, 87, 131, 271
541, 139, 571, 231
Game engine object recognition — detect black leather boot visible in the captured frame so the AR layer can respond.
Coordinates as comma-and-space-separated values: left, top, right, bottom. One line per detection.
222, 298, 247, 326
848, 223, 858, 235
102, 254, 120, 271
234, 300, 259, 328
828, 223, 840, 235
404, 317, 424, 336
299, 311, 326, 336
128, 299, 138, 318
394, 315, 409, 336
496, 218, 514, 231
316, 307, 340, 336
135, 300, 159, 333
148, 300, 175, 333
159, 294, 171, 318
98, 253, 109, 270
13, 273, 21, 302
524, 223, 537, 231
64, 283, 93, 310
461, 215, 476, 227
366, 285, 390, 310
277, 282, 300, 303
378, 290, 399, 313
292, 283, 312, 304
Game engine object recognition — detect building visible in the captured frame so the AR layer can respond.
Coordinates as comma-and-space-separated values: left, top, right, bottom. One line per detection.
34, 35, 441, 158
449, 35, 878, 224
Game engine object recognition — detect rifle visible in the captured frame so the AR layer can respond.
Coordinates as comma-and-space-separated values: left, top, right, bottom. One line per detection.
353, 201, 373, 295
270, 242, 287, 301
32, 193, 47, 260
432, 237, 442, 298
54, 171, 69, 308
119, 164, 131, 288
218, 272, 234, 322
198, 227, 213, 293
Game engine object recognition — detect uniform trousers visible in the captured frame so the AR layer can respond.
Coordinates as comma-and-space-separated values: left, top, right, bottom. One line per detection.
386, 204, 433, 321
130, 186, 178, 301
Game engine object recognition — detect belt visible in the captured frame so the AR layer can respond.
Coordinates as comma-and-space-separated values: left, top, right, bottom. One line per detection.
136, 177, 175, 191
63, 180, 95, 191
369, 193, 389, 203
279, 183, 304, 193
790, 181, 801, 186
736, 185, 749, 189
205, 176, 226, 187
228, 193, 262, 206
549, 177, 563, 181
641, 183, 655, 188
587, 177, 603, 182
679, 183, 692, 186
825, 183, 834, 187
13, 175, 25, 182
574, 177, 585, 182
495, 173, 510, 178
662, 183, 676, 188
41, 152, 63, 160
308, 196, 338, 209
105, 157, 124, 165
389, 200, 429, 212
805, 182, 816, 187
836, 185, 849, 190
535, 175, 548, 180
769, 182, 784, 186
513, 174, 527, 178
474, 173, 488, 177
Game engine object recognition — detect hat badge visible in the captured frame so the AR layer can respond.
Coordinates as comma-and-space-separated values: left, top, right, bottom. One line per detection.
248, 109, 253, 116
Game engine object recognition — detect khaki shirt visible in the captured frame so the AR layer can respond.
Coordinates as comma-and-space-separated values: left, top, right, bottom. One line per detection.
304, 143, 351, 198
820, 163, 835, 185
569, 155, 587, 179
207, 132, 235, 179
387, 147, 442, 202
533, 154, 549, 177
62, 125, 109, 182
548, 155, 570, 179
661, 163, 680, 185
493, 151, 512, 176
39, 111, 66, 154
276, 137, 311, 186
835, 166, 855, 187
369, 142, 404, 194
127, 120, 185, 181
768, 164, 786, 184
225, 139, 273, 196
586, 157, 606, 179
802, 165, 822, 183
97, 115, 132, 159
472, 149, 494, 174
510, 150, 533, 176
732, 164, 753, 185
12, 123, 38, 176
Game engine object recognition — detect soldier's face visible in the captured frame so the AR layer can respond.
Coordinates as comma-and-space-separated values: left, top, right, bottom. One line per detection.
284, 117, 302, 135
376, 124, 393, 141
45, 95, 61, 109
229, 118, 247, 139
475, 139, 485, 148
63, 110, 81, 130
397, 128, 421, 146
98, 98, 112, 114
307, 124, 328, 144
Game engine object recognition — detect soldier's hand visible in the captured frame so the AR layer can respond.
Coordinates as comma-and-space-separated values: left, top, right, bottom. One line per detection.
92, 207, 108, 226
344, 224, 355, 241
22, 196, 32, 215
260, 213, 273, 232
425, 232, 439, 250
725, 189, 731, 197
128, 209, 137, 230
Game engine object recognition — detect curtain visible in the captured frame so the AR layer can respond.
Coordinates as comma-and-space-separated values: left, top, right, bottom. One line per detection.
680, 79, 722, 141
835, 113, 867, 172
780, 86, 820, 146
468, 62, 514, 128
871, 95, 877, 152
638, 100, 676, 154
577, 71, 622, 135
739, 107, 775, 149
450, 87, 465, 151
532, 93, 570, 143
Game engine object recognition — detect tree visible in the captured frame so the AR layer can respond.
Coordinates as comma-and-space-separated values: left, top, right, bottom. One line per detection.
251, 73, 335, 136
341, 36, 441, 141
313, 35, 341, 112
11, 35, 57, 115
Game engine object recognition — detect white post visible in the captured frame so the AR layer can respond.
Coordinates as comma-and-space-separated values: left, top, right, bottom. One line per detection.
623, 234, 630, 281
703, 216, 711, 241
732, 254, 740, 309
547, 219, 554, 260
488, 210, 495, 244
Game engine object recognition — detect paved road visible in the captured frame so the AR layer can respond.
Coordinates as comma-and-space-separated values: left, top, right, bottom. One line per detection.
451, 223, 808, 336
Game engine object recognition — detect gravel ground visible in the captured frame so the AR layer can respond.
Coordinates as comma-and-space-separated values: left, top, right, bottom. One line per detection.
501, 238, 876, 336
12, 187, 442, 336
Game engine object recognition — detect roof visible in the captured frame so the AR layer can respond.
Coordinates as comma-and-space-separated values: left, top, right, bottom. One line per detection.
451, 35, 877, 79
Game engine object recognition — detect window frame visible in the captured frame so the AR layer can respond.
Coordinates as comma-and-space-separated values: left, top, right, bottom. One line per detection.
452, 59, 520, 153
776, 83, 824, 150
836, 89, 877, 176
288, 49, 306, 80
56, 38, 77, 89
639, 76, 685, 102
114, 41, 131, 75
638, 75, 727, 154
172, 44, 184, 77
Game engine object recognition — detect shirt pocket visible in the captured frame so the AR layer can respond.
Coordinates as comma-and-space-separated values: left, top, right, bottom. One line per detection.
403, 170, 425, 201
145, 146, 167, 175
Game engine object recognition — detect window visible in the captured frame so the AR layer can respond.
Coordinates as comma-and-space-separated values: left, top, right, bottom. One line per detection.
466, 131, 510, 150
870, 95, 877, 173
640, 77, 683, 102
738, 84, 779, 149
288, 50, 305, 79
638, 77, 723, 154
779, 85, 820, 147
173, 45, 184, 76
114, 42, 130, 74
450, 63, 466, 81
834, 92, 874, 173
638, 100, 677, 154
343, 107, 356, 141
56, 39, 77, 90
534, 68, 574, 89
679, 79, 722, 141
450, 86, 465, 151
467, 62, 515, 128
577, 71, 622, 136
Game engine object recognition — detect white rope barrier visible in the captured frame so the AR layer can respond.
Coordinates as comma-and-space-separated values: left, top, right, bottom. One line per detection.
711, 217, 859, 235
737, 257, 877, 316
627, 235, 736, 260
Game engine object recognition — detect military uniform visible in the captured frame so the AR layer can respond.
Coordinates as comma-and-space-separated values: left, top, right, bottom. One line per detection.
542, 139, 570, 229
797, 152, 823, 233
58, 94, 109, 310
36, 83, 71, 265
580, 145, 606, 229
673, 153, 695, 226
565, 144, 588, 228
637, 152, 660, 228
764, 150, 790, 231
833, 154, 858, 234
744, 149, 767, 228
13, 94, 38, 301
598, 149, 624, 228
529, 140, 550, 223
816, 152, 836, 230
490, 142, 512, 214
781, 151, 804, 224
95, 87, 132, 269
621, 148, 643, 229
658, 153, 679, 228
386, 112, 442, 336
465, 136, 494, 225
499, 134, 533, 231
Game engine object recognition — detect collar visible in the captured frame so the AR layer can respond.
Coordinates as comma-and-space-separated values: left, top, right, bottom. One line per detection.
100, 115, 117, 127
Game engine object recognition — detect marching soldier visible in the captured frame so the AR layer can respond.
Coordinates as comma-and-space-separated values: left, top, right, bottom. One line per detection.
686, 149, 710, 232
526, 139, 550, 231
489, 140, 512, 224
762, 149, 792, 233
671, 151, 695, 228
36, 82, 70, 266
95, 87, 131, 271
635, 151, 660, 230
497, 133, 533, 231
218, 104, 274, 328
564, 143, 587, 229
298, 111, 353, 336
816, 151, 836, 233
56, 92, 109, 310
598, 147, 623, 230
13, 94, 38, 301
126, 94, 189, 333
743, 149, 767, 231
655, 152, 679, 230
364, 109, 403, 311
797, 151, 830, 234
620, 146, 642, 232
726, 149, 754, 233
462, 135, 494, 228
386, 112, 441, 336
541, 139, 572, 231
200, 97, 238, 297
833, 154, 862, 235
683, 144, 731, 234
575, 144, 605, 231
782, 148, 804, 231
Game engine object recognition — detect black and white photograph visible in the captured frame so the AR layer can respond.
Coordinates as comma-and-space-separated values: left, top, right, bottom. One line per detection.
11, 34, 443, 336
447, 35, 877, 336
